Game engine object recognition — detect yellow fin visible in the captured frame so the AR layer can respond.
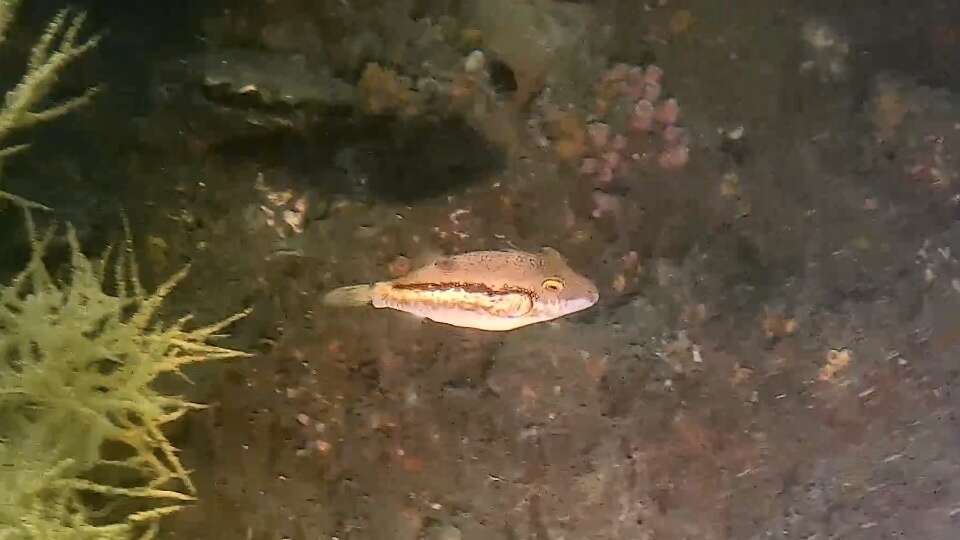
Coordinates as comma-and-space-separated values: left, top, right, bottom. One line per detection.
322, 284, 374, 307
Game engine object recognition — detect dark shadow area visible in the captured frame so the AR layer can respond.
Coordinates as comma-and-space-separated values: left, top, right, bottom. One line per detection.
0, 0, 215, 256
209, 113, 506, 203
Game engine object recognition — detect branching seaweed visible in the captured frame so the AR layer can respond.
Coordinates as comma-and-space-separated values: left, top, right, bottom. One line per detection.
0, 437, 192, 540
0, 2, 251, 538
0, 202, 251, 538
0, 0, 100, 166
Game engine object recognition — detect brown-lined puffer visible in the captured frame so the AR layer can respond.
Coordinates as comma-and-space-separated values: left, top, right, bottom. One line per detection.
322, 248, 599, 331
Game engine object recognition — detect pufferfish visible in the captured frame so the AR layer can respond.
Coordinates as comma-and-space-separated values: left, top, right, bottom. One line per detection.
322, 247, 599, 331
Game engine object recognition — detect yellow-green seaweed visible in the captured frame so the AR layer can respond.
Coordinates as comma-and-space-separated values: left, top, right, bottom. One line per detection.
0, 0, 100, 167
0, 437, 190, 540
0, 202, 251, 538
0, 2, 252, 537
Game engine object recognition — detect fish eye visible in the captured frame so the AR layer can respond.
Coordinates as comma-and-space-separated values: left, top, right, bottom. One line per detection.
541, 278, 565, 292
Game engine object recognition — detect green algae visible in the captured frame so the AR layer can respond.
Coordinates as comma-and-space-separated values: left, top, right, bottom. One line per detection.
0, 203, 251, 538
0, 0, 100, 175
0, 1, 253, 536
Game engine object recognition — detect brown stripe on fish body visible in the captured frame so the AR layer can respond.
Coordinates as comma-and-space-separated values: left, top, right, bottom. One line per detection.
382, 282, 536, 318
392, 281, 536, 296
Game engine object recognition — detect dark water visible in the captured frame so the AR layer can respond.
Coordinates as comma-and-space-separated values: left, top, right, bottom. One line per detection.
3, 1, 960, 539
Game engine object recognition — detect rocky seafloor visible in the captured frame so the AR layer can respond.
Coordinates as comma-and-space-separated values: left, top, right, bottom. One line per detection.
4, 0, 960, 538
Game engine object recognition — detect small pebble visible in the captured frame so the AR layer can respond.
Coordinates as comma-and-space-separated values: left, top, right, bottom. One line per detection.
464, 50, 485, 73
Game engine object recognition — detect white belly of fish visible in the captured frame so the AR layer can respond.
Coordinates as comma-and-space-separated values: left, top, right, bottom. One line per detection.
371, 283, 542, 331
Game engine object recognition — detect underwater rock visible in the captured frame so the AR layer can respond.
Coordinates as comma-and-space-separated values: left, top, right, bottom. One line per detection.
199, 48, 357, 111
463, 0, 599, 105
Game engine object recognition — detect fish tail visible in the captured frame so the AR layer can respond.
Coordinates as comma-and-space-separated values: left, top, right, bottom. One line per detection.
322, 284, 375, 307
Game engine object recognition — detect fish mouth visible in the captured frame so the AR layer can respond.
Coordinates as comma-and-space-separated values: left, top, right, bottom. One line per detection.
589, 288, 600, 305
566, 291, 600, 313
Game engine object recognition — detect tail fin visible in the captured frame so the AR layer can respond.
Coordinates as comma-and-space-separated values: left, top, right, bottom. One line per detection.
322, 284, 374, 307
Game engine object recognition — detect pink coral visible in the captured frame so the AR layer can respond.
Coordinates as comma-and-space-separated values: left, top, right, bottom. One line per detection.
577, 62, 690, 185
631, 100, 655, 132
655, 98, 681, 125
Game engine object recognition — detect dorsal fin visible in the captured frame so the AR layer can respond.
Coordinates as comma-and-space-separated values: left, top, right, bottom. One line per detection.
540, 246, 566, 263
